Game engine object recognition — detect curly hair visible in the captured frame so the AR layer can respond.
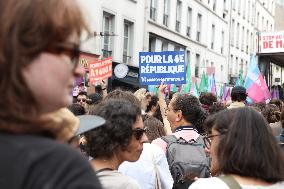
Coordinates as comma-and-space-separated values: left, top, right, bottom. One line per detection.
85, 99, 141, 159
209, 102, 227, 115
261, 104, 281, 123
199, 92, 217, 106
172, 93, 202, 127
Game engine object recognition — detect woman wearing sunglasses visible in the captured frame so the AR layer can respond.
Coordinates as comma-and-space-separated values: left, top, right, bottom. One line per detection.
189, 107, 284, 189
85, 99, 148, 189
0, 0, 103, 188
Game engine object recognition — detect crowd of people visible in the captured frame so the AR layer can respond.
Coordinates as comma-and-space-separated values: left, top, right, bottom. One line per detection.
0, 0, 284, 189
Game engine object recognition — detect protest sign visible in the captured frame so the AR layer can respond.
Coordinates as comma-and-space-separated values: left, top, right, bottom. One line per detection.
258, 31, 284, 53
139, 51, 186, 85
88, 57, 112, 84
79, 53, 99, 70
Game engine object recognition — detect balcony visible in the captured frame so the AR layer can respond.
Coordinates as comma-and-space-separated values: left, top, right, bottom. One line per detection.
163, 14, 168, 26
102, 49, 112, 58
175, 20, 180, 32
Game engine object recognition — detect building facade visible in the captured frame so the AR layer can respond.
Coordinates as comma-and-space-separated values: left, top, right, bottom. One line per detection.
79, 0, 276, 88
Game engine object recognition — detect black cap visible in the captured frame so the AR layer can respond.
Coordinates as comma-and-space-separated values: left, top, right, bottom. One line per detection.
75, 115, 105, 136
231, 86, 247, 94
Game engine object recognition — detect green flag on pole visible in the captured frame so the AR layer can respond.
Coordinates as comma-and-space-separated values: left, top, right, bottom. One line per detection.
199, 71, 208, 92
181, 62, 191, 93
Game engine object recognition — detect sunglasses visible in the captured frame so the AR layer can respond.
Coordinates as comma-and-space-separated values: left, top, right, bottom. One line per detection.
77, 98, 86, 102
132, 128, 146, 140
46, 43, 81, 70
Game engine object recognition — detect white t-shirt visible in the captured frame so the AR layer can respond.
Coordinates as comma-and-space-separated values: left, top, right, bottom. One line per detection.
96, 169, 140, 189
119, 143, 174, 189
189, 177, 284, 189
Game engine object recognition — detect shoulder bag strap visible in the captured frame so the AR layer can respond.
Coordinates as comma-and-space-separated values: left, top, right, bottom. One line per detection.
149, 146, 162, 189
218, 175, 242, 189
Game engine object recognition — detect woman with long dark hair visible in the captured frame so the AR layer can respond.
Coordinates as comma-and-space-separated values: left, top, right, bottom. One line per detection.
190, 107, 284, 189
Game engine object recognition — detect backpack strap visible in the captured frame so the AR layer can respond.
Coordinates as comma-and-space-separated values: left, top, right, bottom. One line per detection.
161, 135, 178, 144
218, 175, 242, 189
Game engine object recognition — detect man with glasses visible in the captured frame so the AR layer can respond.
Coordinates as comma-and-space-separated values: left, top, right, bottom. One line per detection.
152, 93, 210, 188
77, 91, 88, 107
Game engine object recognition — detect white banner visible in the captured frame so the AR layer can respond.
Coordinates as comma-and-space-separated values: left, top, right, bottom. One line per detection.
258, 31, 284, 53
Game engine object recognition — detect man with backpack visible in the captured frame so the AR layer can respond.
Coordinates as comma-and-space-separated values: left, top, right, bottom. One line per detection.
152, 93, 210, 189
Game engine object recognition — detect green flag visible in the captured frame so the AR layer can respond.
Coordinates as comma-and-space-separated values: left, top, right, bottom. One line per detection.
181, 63, 191, 93
199, 71, 208, 92
236, 70, 244, 86
171, 84, 178, 93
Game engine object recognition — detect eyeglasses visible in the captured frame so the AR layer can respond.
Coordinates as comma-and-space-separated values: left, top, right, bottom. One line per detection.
77, 98, 86, 102
203, 133, 225, 149
46, 43, 81, 70
132, 128, 146, 140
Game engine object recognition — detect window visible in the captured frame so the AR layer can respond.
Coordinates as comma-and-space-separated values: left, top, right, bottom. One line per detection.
213, 0, 216, 11
230, 55, 233, 74
241, 26, 244, 51
123, 20, 133, 64
232, 0, 236, 10
221, 30, 224, 54
257, 12, 259, 28
102, 12, 114, 58
187, 7, 192, 38
150, 0, 157, 21
186, 51, 190, 66
266, 20, 269, 31
197, 14, 202, 42
231, 19, 235, 46
262, 16, 264, 30
246, 29, 249, 53
240, 59, 244, 73
149, 36, 156, 52
238, 0, 241, 14
211, 24, 215, 49
236, 23, 240, 48
247, 0, 250, 23
221, 65, 224, 71
163, 0, 169, 26
195, 54, 200, 77
243, 0, 246, 18
250, 32, 253, 52
175, 0, 182, 32
162, 41, 168, 51
235, 57, 238, 74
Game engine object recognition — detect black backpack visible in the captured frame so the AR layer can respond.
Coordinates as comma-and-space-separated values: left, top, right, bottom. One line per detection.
162, 135, 210, 189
